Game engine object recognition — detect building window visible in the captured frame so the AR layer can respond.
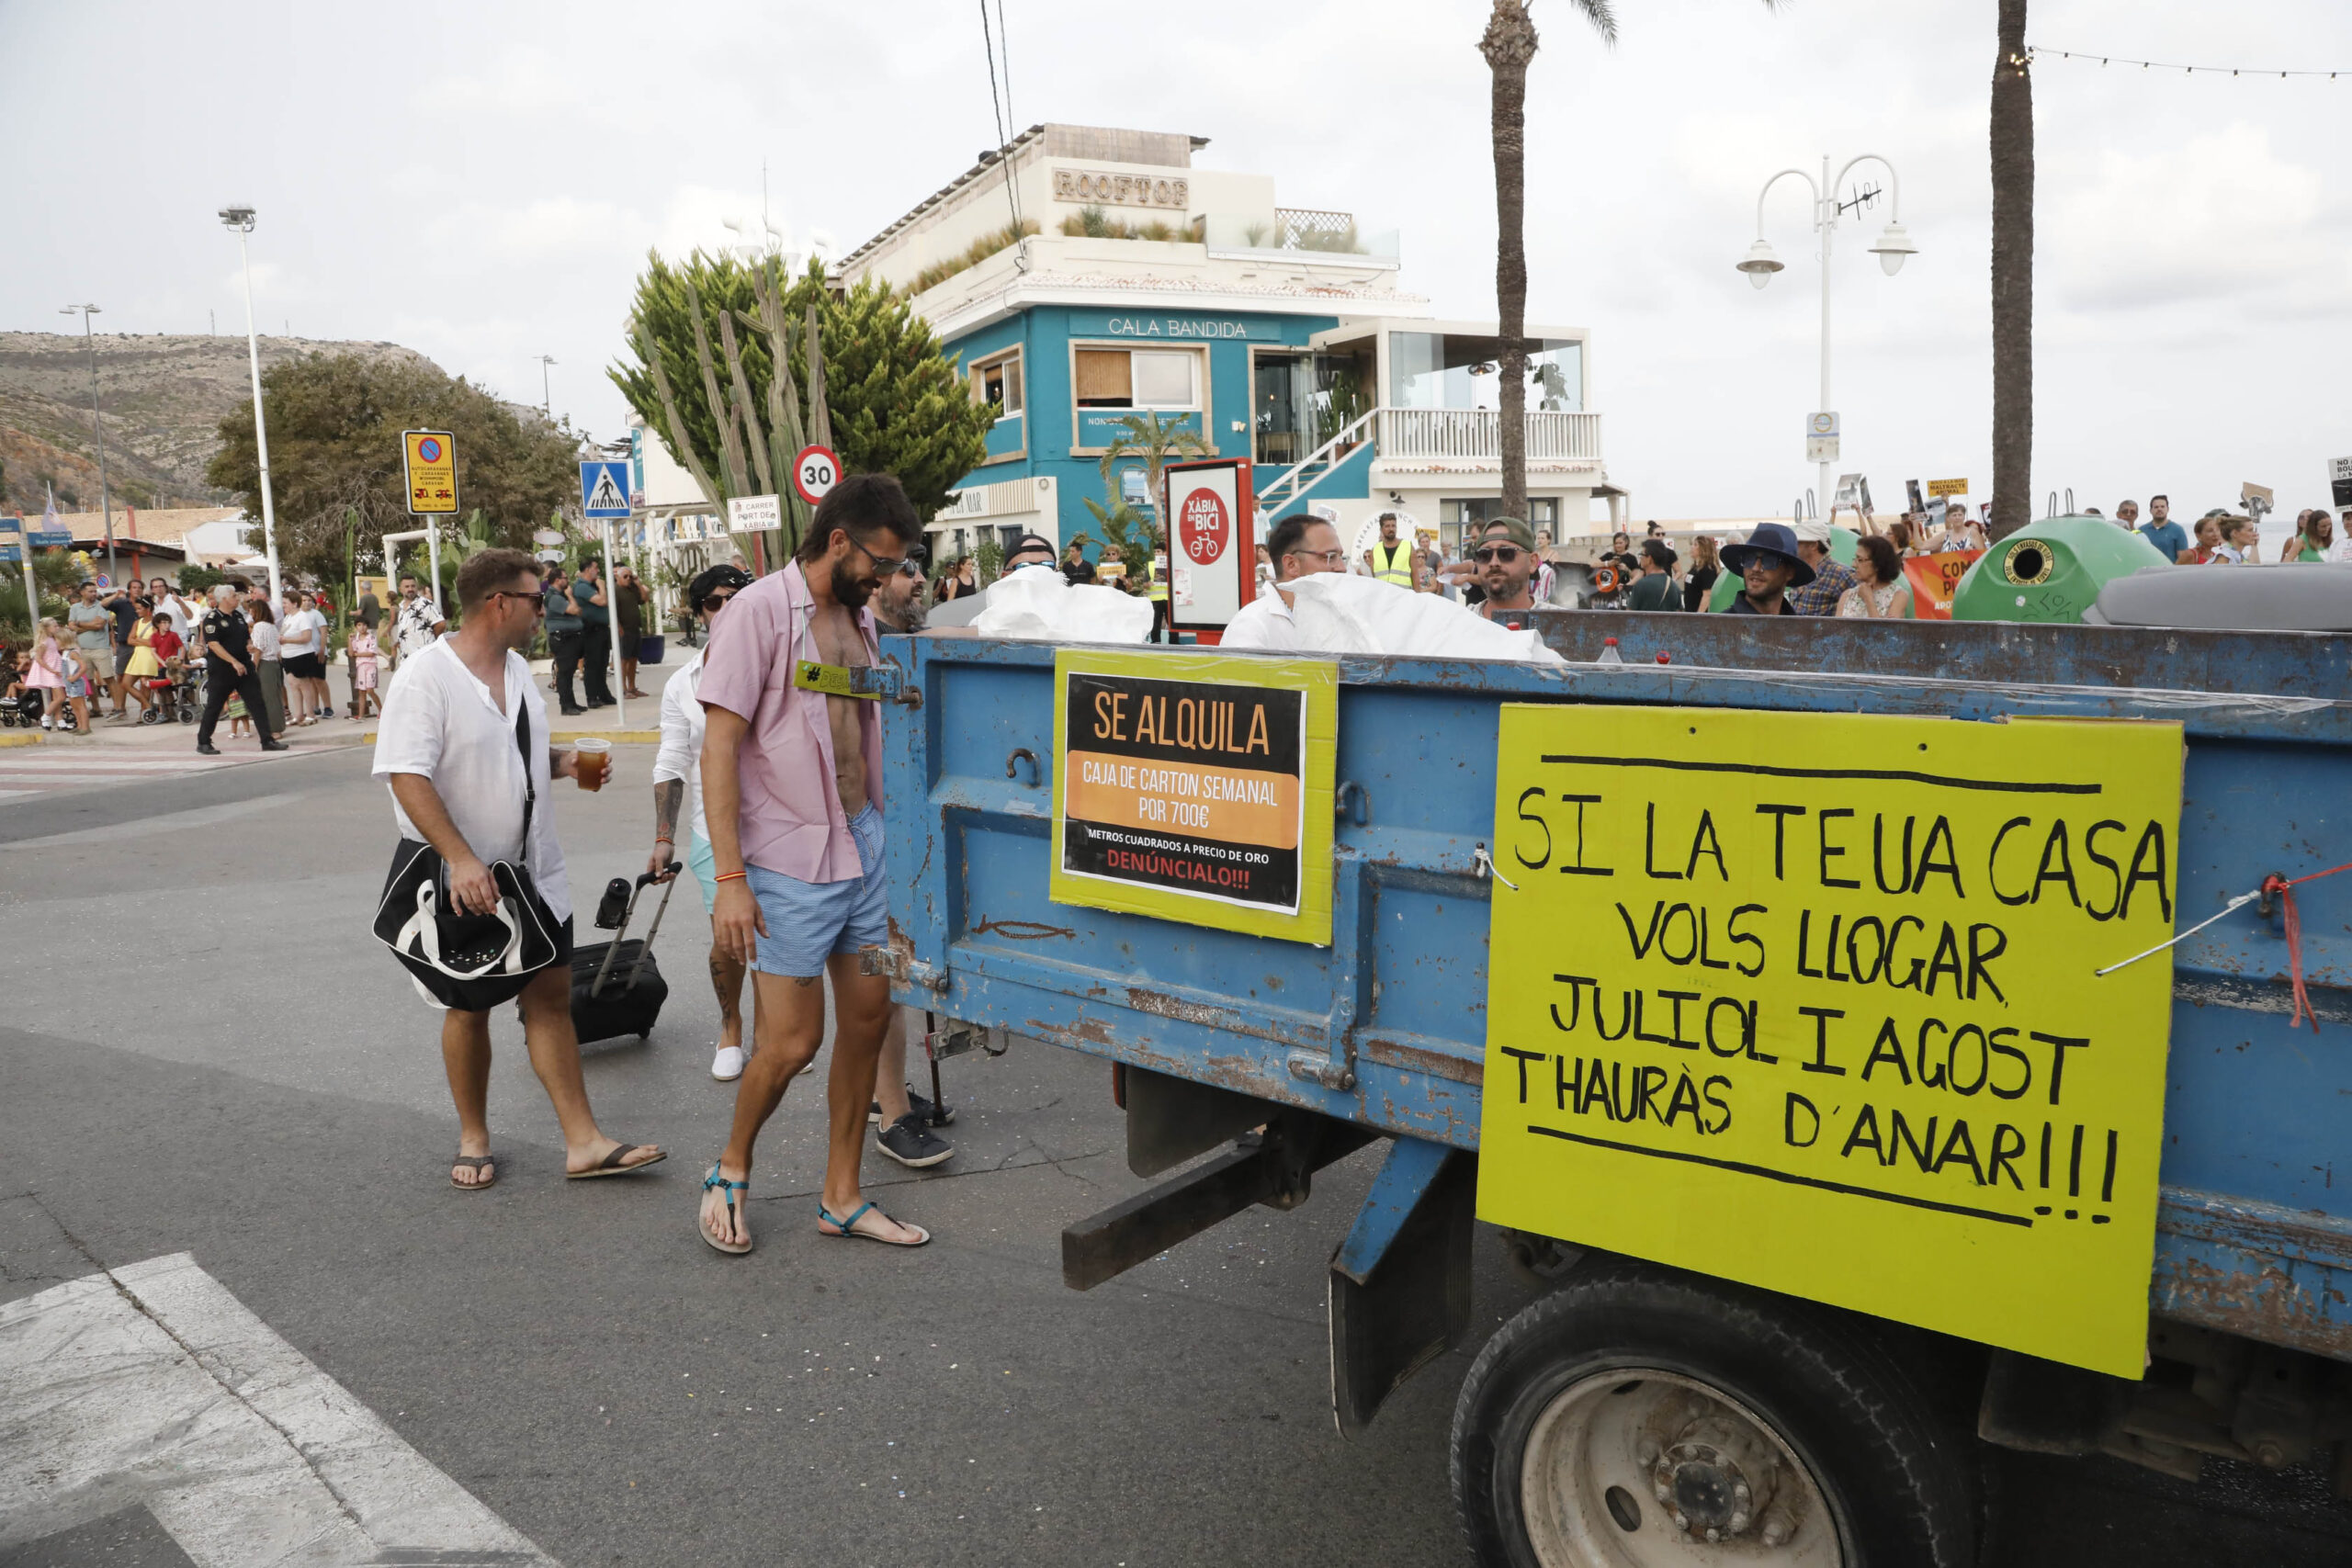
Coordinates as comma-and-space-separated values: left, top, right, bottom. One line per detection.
1391, 333, 1582, 412
972, 349, 1023, 417
1074, 347, 1199, 411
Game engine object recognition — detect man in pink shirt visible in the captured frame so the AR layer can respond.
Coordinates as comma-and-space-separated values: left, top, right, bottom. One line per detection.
694, 474, 930, 1255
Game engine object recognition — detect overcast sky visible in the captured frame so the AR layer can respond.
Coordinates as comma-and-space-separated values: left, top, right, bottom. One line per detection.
8, 0, 2347, 520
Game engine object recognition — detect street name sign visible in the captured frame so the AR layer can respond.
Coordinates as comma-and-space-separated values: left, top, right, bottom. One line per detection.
792, 445, 841, 505
727, 493, 781, 534
402, 430, 458, 514
580, 460, 631, 518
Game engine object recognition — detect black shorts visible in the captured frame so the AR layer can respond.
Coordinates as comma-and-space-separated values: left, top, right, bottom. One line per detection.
284, 653, 325, 680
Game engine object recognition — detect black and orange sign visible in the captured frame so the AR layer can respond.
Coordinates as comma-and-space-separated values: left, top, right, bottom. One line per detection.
1049, 649, 1336, 944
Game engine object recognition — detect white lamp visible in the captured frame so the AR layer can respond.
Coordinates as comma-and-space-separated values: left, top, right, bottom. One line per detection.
1868, 220, 1917, 276
1736, 237, 1784, 289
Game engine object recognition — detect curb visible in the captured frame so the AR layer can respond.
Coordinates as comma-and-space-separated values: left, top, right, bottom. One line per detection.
0, 731, 42, 749
351, 731, 660, 745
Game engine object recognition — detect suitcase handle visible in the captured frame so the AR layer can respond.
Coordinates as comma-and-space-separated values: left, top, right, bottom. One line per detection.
589, 862, 680, 998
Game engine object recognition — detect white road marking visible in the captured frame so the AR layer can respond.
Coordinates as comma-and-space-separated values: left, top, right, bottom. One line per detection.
0, 755, 220, 771
0, 1252, 560, 1565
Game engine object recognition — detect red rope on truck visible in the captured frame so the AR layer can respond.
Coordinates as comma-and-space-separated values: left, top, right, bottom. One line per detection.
2261, 860, 2352, 1032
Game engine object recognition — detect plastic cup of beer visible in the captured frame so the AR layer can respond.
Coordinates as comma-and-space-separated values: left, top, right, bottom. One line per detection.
573, 737, 610, 792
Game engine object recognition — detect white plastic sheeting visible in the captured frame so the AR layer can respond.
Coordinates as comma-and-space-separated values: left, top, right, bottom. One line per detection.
969, 565, 1156, 643
1283, 573, 1565, 663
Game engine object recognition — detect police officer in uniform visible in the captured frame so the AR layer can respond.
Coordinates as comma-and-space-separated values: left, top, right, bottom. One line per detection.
197, 584, 288, 754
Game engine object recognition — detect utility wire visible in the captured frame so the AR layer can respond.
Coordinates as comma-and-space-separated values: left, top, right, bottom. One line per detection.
2030, 44, 2346, 80
979, 0, 1030, 271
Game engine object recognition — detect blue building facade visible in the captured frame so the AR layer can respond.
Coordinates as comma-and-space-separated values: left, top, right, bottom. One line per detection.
933, 304, 1348, 564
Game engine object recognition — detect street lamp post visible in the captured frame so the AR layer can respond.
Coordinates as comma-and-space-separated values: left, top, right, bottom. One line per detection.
219, 206, 284, 609
536, 355, 557, 414
58, 304, 115, 583
1736, 154, 1918, 513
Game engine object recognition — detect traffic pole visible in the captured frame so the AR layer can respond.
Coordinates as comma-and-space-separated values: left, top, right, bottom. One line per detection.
601, 519, 623, 728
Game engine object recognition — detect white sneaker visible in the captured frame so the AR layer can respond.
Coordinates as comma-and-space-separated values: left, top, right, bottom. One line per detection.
711, 1044, 746, 1081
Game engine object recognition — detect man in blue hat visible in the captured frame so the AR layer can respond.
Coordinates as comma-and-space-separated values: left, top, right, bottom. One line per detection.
1719, 523, 1814, 616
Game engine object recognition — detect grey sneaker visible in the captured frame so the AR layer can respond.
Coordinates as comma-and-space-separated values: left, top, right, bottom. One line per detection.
876, 1112, 953, 1168
868, 1088, 955, 1127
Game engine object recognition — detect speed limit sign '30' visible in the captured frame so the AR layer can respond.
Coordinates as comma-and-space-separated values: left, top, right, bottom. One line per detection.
793, 445, 842, 505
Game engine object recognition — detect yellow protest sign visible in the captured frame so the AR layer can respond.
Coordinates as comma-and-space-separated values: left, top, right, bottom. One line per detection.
1926, 478, 1969, 499
1049, 649, 1337, 945
402, 430, 458, 514
1478, 705, 2182, 1377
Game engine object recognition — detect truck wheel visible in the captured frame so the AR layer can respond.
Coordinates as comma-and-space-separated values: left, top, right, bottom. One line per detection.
1452, 1258, 1973, 1567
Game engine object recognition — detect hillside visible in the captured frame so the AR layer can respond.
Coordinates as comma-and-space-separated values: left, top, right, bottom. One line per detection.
0, 331, 443, 517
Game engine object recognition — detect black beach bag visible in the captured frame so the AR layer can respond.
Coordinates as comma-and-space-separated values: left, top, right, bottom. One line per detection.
373, 704, 563, 1010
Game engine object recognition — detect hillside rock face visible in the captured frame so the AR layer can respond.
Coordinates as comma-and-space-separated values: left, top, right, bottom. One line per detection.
0, 332, 442, 515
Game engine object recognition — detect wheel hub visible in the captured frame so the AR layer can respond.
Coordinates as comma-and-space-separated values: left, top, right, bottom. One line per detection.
1645, 1412, 1781, 1543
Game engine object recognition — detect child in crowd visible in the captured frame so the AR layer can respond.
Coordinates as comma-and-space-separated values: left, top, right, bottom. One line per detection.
149, 619, 186, 721
224, 684, 251, 739
347, 620, 379, 718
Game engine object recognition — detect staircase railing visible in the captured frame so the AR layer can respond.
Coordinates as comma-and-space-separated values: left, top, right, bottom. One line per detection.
1253, 409, 1377, 514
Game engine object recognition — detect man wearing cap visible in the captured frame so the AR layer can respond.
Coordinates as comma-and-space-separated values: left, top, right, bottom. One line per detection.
1625, 539, 1682, 612
1720, 523, 1814, 616
1471, 518, 1542, 624
1221, 513, 1349, 651
1364, 512, 1415, 587
1005, 533, 1057, 572
1783, 519, 1857, 615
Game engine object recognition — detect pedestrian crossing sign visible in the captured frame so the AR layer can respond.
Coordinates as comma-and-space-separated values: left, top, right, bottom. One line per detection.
580, 460, 631, 519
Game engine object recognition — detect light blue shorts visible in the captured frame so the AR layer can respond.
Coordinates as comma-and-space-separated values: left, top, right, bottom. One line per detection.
746, 805, 888, 977
686, 831, 716, 915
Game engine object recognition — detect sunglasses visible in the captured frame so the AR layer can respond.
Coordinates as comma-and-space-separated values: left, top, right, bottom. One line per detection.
484, 590, 545, 614
1472, 546, 1525, 564
846, 535, 920, 578
700, 591, 738, 612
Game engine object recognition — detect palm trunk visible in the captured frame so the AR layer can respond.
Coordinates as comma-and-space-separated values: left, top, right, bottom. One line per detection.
1988, 0, 2033, 540
1482, 1, 1538, 524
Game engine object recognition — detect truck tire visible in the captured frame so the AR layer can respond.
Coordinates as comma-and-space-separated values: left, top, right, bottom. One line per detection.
1451, 1257, 1974, 1567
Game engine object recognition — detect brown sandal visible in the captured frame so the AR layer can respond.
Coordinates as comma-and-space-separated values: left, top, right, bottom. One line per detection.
450, 1154, 498, 1190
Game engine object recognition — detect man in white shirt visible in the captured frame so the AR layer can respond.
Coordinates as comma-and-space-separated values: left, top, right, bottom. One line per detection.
650, 564, 752, 1080
1219, 513, 1349, 651
375, 547, 663, 1191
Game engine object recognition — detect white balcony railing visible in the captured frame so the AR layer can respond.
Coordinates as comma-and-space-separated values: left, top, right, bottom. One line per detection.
1374, 407, 1602, 464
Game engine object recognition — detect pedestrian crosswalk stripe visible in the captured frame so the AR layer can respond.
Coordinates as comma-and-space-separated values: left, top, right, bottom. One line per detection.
0, 1254, 559, 1565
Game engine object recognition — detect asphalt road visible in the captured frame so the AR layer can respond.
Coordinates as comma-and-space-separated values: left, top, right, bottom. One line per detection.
3, 744, 2347, 1567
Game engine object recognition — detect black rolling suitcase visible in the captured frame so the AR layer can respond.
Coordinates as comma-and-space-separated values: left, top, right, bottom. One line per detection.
569, 866, 676, 1044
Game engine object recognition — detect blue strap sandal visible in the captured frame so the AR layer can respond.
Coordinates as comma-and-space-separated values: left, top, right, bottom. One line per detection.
817, 1200, 930, 1248
700, 1162, 753, 1255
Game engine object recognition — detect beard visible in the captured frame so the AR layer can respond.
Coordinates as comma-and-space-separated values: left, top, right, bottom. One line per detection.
831, 559, 876, 609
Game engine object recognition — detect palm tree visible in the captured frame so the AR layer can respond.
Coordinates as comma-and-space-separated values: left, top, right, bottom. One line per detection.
1479, 0, 1556, 526
1988, 0, 2033, 540
1482, 3, 1777, 525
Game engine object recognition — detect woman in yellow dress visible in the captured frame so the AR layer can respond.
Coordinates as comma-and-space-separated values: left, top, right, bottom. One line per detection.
120, 597, 162, 722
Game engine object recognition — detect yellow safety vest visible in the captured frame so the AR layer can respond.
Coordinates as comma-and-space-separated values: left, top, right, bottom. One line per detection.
1372, 540, 1414, 586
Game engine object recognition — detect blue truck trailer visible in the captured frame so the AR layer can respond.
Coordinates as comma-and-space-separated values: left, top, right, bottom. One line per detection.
870, 611, 2350, 1567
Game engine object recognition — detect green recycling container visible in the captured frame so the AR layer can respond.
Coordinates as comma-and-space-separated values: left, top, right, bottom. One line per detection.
1950, 516, 2170, 624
